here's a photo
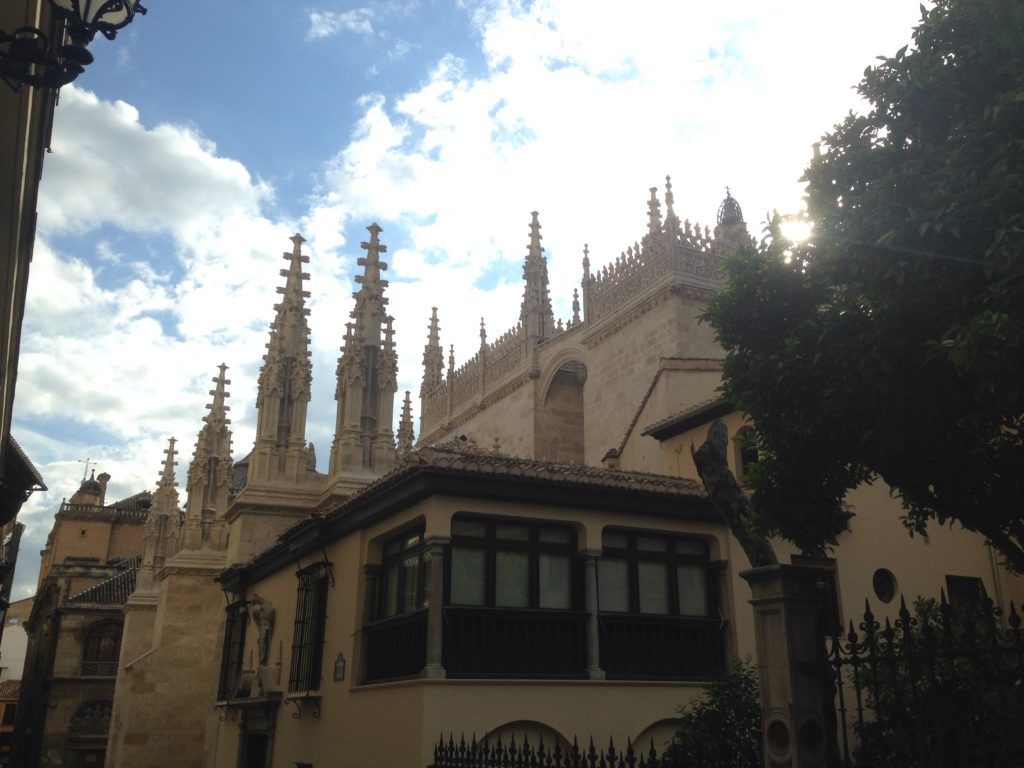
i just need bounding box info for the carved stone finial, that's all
[647,187,662,235]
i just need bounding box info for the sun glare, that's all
[780,217,813,243]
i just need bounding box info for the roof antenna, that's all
[78,458,94,481]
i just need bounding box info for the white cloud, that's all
[304,0,927,414]
[307,9,376,39]
[11,0,929,602]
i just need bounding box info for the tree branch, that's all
[692,419,778,568]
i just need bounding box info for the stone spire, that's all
[664,175,680,235]
[519,211,554,339]
[647,187,663,237]
[248,234,316,487]
[421,307,445,396]
[137,438,180,594]
[397,391,415,457]
[182,364,233,551]
[329,223,398,482]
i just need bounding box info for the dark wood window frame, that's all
[288,561,330,693]
[598,529,725,680]
[443,515,587,679]
[218,600,249,700]
[598,529,713,617]
[446,514,581,610]
[377,527,431,620]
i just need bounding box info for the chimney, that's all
[97,472,110,506]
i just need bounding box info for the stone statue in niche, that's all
[247,594,275,667]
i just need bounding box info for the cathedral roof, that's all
[67,554,141,606]
[108,490,152,510]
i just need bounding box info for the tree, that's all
[702,0,1024,568]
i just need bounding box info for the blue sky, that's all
[10,0,926,599]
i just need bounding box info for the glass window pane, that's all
[384,563,399,617]
[638,561,669,614]
[677,564,708,616]
[452,519,486,537]
[602,532,628,549]
[496,523,529,541]
[598,558,629,612]
[450,547,486,605]
[539,553,570,609]
[404,532,423,550]
[636,536,667,552]
[675,539,706,557]
[495,550,529,607]
[400,555,420,612]
[539,527,571,545]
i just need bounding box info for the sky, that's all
[10,0,927,599]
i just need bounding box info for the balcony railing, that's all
[363,610,427,682]
[598,613,725,680]
[443,607,588,678]
[80,660,118,677]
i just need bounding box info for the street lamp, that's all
[0,0,146,90]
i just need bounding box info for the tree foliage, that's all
[704,0,1024,567]
[662,659,762,768]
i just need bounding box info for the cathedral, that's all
[15,182,1024,768]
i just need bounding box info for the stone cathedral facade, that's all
[80,181,1023,768]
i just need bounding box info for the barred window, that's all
[218,601,249,700]
[598,530,711,616]
[289,562,330,693]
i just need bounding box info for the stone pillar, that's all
[582,550,605,679]
[741,564,834,768]
[423,539,448,679]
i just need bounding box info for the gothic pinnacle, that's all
[159,437,178,489]
[204,364,232,426]
[664,175,679,232]
[527,211,543,260]
[647,187,662,235]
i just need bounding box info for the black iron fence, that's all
[829,593,1024,767]
[433,733,669,768]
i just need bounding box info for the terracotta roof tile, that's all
[642,396,734,439]
[67,554,141,606]
[321,439,706,520]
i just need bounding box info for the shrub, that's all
[662,658,762,768]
